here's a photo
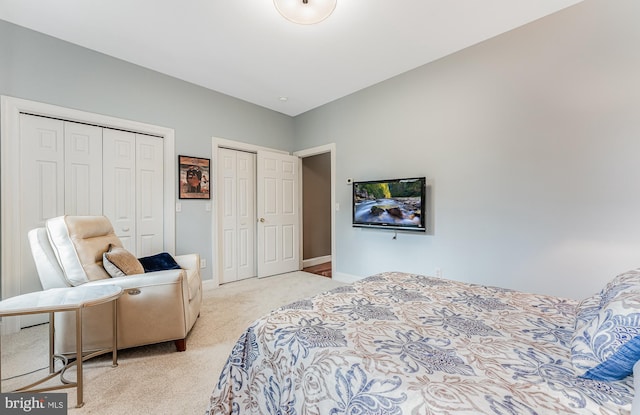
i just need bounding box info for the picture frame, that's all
[179,155,211,199]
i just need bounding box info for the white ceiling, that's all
[0,0,583,117]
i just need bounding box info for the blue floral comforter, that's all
[206,272,633,414]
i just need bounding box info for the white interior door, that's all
[219,148,256,283]
[257,150,299,278]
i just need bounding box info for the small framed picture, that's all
[179,155,210,199]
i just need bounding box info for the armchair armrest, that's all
[174,254,201,303]
[84,269,185,290]
[174,253,200,271]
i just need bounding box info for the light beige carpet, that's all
[1,271,344,414]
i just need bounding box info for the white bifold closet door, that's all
[19,115,103,327]
[219,148,256,283]
[18,114,163,327]
[103,129,164,256]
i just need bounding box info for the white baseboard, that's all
[303,255,332,268]
[333,272,363,284]
[202,279,219,290]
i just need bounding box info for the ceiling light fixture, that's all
[273,0,337,25]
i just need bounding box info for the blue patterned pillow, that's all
[571,281,640,381]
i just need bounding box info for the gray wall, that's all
[293,0,640,299]
[0,20,295,280]
[4,0,640,299]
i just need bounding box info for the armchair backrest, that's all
[46,215,122,286]
[29,215,124,288]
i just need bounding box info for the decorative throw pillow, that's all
[571,281,640,380]
[574,292,602,333]
[103,244,145,278]
[138,252,182,273]
[602,269,640,297]
[572,270,640,335]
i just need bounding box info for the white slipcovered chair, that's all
[28,215,202,354]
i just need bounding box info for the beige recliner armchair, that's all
[28,215,202,354]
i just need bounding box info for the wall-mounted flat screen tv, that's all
[352,177,426,232]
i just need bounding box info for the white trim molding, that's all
[302,255,332,268]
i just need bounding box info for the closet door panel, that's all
[220,148,238,283]
[236,151,256,280]
[64,122,103,215]
[20,115,65,224]
[19,114,65,326]
[136,135,164,256]
[219,148,256,283]
[103,129,136,253]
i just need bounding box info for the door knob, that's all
[259,218,265,223]
[122,227,130,232]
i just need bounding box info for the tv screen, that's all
[352,177,426,232]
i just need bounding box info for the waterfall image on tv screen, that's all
[352,177,426,231]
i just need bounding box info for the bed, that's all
[206,271,637,414]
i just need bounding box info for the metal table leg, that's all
[75,308,84,408]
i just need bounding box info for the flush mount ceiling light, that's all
[274,0,337,25]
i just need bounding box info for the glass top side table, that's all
[0,285,123,408]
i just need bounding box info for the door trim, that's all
[293,143,336,282]
[1,96,176,334]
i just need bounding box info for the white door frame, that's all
[293,143,336,280]
[1,95,176,334]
